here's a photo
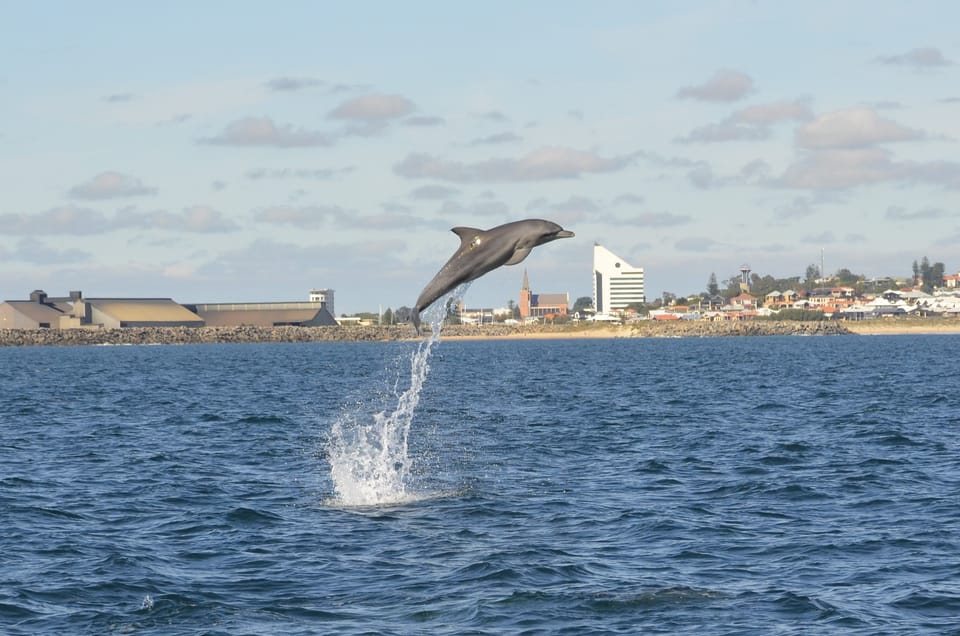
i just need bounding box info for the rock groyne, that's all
[0,320,851,347]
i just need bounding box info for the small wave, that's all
[890,589,960,617]
[237,415,290,425]
[587,585,725,609]
[321,487,462,510]
[771,590,842,619]
[226,506,282,525]
[0,600,40,619]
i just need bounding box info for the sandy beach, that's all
[841,319,960,336]
[443,319,960,340]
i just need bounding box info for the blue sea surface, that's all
[2,335,959,634]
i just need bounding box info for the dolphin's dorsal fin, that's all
[451,226,483,245]
[504,247,532,266]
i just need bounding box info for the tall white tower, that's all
[308,289,335,316]
[593,244,645,314]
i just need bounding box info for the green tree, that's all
[804,264,821,287]
[931,262,945,289]
[707,272,719,295]
[572,296,593,314]
[915,256,946,292]
[722,275,741,296]
[381,307,393,325]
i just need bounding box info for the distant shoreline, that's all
[1,319,958,348]
[840,320,960,336]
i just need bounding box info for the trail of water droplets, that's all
[326,286,467,507]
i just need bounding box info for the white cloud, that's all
[876,47,954,68]
[200,117,336,147]
[686,159,772,189]
[885,205,952,220]
[253,205,348,229]
[69,172,157,200]
[675,237,721,251]
[327,94,415,121]
[102,93,136,103]
[402,115,446,127]
[779,148,960,191]
[394,147,636,182]
[4,238,92,264]
[475,111,509,123]
[679,99,814,143]
[676,69,754,102]
[408,185,461,200]
[0,205,109,235]
[679,121,770,143]
[263,76,324,91]
[780,148,899,190]
[526,194,689,227]
[252,204,442,231]
[437,200,510,219]
[774,197,815,220]
[134,206,240,233]
[470,132,523,145]
[612,193,645,206]
[624,212,692,227]
[731,99,814,125]
[245,167,354,180]
[0,204,239,235]
[527,195,601,216]
[795,108,923,149]
[801,231,836,244]
[107,205,239,233]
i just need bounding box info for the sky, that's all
[2,1,958,314]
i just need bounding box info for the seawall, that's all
[0,321,852,347]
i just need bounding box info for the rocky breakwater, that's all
[626,320,852,338]
[0,320,851,347]
[0,326,415,347]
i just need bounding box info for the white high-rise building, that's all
[593,244,645,314]
[308,289,335,316]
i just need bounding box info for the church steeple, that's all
[518,269,532,319]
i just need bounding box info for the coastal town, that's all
[2,243,959,344]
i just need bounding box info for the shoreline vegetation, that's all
[1,318,959,347]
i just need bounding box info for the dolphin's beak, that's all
[557,230,575,239]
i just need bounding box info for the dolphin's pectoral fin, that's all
[504,247,532,266]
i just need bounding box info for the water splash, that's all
[326,285,467,507]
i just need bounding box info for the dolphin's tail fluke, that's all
[411,307,421,335]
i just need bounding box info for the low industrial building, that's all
[75,298,204,328]
[0,290,81,329]
[1,289,337,329]
[186,302,337,327]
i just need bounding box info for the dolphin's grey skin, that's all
[411,218,574,333]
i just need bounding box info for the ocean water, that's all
[2,334,959,635]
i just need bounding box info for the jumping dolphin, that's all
[411,218,574,333]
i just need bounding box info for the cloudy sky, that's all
[2,2,958,313]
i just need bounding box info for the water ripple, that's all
[1,336,958,634]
